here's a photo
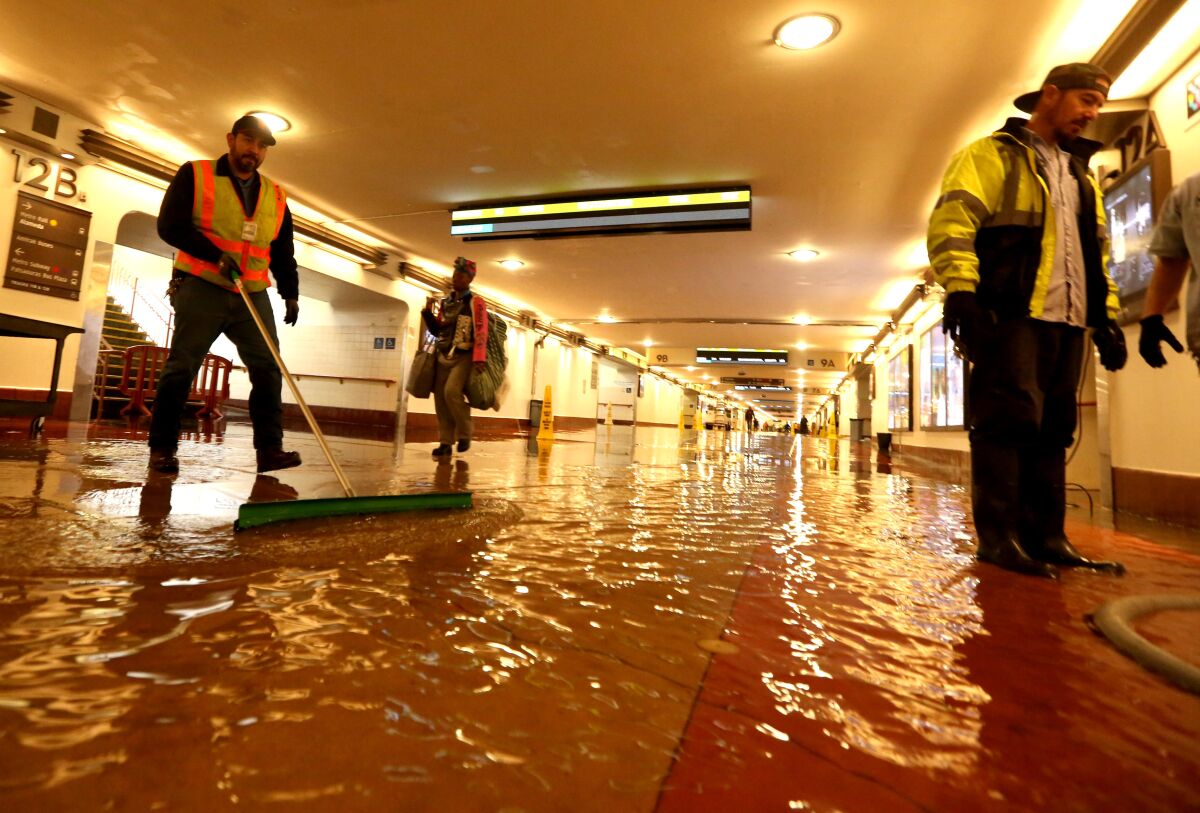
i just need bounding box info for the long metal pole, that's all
[233,279,356,497]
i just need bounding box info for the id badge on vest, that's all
[241,221,258,241]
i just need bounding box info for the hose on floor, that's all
[1089,594,1200,695]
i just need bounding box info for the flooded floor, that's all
[0,417,1197,811]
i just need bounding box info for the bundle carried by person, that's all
[466,310,508,410]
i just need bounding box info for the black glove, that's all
[1092,320,1127,372]
[217,255,239,282]
[942,291,984,362]
[1138,314,1184,368]
[284,299,299,326]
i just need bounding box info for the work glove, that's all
[217,255,239,282]
[284,299,300,326]
[942,290,984,362]
[1092,320,1127,372]
[1137,314,1184,368]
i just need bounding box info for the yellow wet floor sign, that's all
[537,385,555,440]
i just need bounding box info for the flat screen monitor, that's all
[1103,149,1172,325]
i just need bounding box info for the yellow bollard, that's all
[605,402,614,426]
[692,411,703,432]
[678,410,687,432]
[537,385,555,441]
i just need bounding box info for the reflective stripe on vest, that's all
[173,160,287,293]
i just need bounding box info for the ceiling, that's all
[0,0,1118,416]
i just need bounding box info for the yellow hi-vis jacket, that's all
[172,160,287,294]
[927,118,1120,326]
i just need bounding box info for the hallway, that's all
[0,420,1195,811]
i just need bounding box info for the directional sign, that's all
[4,192,91,301]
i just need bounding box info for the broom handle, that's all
[233,276,356,497]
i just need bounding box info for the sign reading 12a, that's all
[11,149,80,200]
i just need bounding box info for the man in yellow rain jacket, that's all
[149,116,301,475]
[928,64,1126,578]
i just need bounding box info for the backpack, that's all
[465,312,508,410]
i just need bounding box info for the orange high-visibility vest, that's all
[172,160,287,293]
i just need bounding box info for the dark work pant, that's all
[148,276,283,451]
[968,317,1085,547]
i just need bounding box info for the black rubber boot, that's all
[972,440,1058,579]
[456,438,471,453]
[432,444,452,457]
[256,448,302,473]
[1022,448,1125,574]
[1037,536,1125,574]
[149,447,179,475]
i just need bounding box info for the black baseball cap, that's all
[1014,63,1112,113]
[230,114,277,146]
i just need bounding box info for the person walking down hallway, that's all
[148,116,301,475]
[798,415,809,435]
[422,257,489,456]
[928,63,1127,578]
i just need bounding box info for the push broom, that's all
[229,269,471,530]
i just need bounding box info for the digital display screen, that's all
[1105,165,1156,303]
[734,385,792,391]
[452,188,751,240]
[696,348,788,365]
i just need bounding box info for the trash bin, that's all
[876,432,893,455]
[850,418,866,442]
[528,399,543,430]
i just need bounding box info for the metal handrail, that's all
[230,366,396,387]
[108,265,174,347]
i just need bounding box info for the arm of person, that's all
[1089,176,1122,320]
[1145,185,1189,318]
[472,296,489,369]
[157,162,224,263]
[267,205,300,325]
[1143,256,1189,317]
[926,143,1000,293]
[421,301,441,336]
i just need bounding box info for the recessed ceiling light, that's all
[793,314,812,326]
[774,14,840,50]
[795,342,808,351]
[498,259,525,270]
[246,111,291,134]
[643,339,653,347]
[788,248,820,261]
[597,314,617,323]
[0,128,7,134]
[59,152,75,160]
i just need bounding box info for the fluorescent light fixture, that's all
[793,315,812,326]
[498,259,525,270]
[795,341,808,350]
[1110,0,1200,98]
[787,248,820,261]
[598,313,617,323]
[246,111,291,134]
[451,186,751,240]
[0,128,7,134]
[59,152,75,160]
[643,339,653,347]
[774,14,840,50]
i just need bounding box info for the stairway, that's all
[94,297,155,418]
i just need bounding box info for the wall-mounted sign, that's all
[4,191,91,301]
[451,187,751,240]
[1188,72,1199,120]
[696,348,788,365]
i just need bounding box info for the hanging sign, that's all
[4,191,91,301]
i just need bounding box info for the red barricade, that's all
[118,345,231,419]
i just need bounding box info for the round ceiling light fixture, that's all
[60,152,76,160]
[774,14,840,50]
[498,259,525,270]
[246,111,292,134]
[787,248,821,261]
